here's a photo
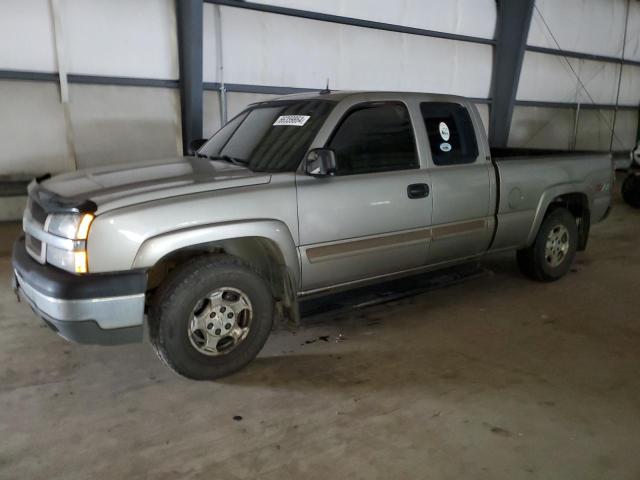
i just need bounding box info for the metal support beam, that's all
[176,0,204,155]
[526,45,640,68]
[489,0,535,148]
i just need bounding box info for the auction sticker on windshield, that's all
[273,115,310,126]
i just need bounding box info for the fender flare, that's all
[132,219,300,287]
[525,184,589,247]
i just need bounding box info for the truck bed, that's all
[489,150,613,252]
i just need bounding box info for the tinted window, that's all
[420,102,479,166]
[328,103,418,175]
[199,100,335,172]
[200,110,248,154]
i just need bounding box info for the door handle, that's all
[407,183,429,199]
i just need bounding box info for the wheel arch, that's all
[135,220,300,322]
[527,188,591,250]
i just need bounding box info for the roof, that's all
[269,90,469,104]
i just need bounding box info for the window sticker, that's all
[273,115,310,126]
[439,122,450,141]
[440,142,452,152]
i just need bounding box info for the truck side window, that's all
[328,103,418,175]
[420,102,478,166]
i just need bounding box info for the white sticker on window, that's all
[440,142,452,152]
[439,122,450,141]
[273,115,310,126]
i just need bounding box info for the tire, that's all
[622,173,640,209]
[149,254,274,380]
[516,207,578,282]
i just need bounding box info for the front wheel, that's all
[149,254,274,380]
[517,207,578,282]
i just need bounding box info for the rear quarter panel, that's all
[491,153,612,251]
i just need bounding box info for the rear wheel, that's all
[149,254,274,380]
[517,207,578,282]
[622,173,640,209]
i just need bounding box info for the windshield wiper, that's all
[207,155,248,167]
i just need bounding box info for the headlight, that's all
[46,213,94,273]
[47,213,94,240]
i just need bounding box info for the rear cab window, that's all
[420,102,479,166]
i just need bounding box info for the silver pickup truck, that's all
[12,91,613,379]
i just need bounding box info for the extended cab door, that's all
[420,102,495,264]
[296,101,432,292]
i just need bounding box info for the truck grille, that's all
[28,198,48,225]
[24,197,49,264]
[25,234,43,260]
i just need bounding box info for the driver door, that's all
[296,101,432,292]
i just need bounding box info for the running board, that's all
[299,262,489,323]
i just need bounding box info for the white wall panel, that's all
[0,81,72,175]
[575,109,637,151]
[217,8,492,98]
[203,4,220,84]
[517,51,624,105]
[611,110,639,151]
[68,84,181,169]
[0,0,57,72]
[60,0,178,79]
[625,1,640,62]
[528,0,628,59]
[250,0,496,39]
[619,65,640,106]
[203,90,222,137]
[508,106,574,150]
[575,109,614,151]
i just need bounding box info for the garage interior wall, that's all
[512,0,640,150]
[0,0,181,176]
[0,0,638,219]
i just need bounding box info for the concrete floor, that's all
[1,193,639,480]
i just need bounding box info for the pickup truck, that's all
[12,91,613,380]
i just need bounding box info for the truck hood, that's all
[37,157,271,213]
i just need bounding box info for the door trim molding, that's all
[306,228,431,264]
[431,218,487,239]
[298,253,485,297]
[304,218,488,263]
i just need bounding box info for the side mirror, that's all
[305,148,337,177]
[189,138,207,155]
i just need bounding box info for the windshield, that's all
[199,99,336,172]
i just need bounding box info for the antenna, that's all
[320,77,331,94]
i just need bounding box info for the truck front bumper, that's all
[12,236,146,345]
